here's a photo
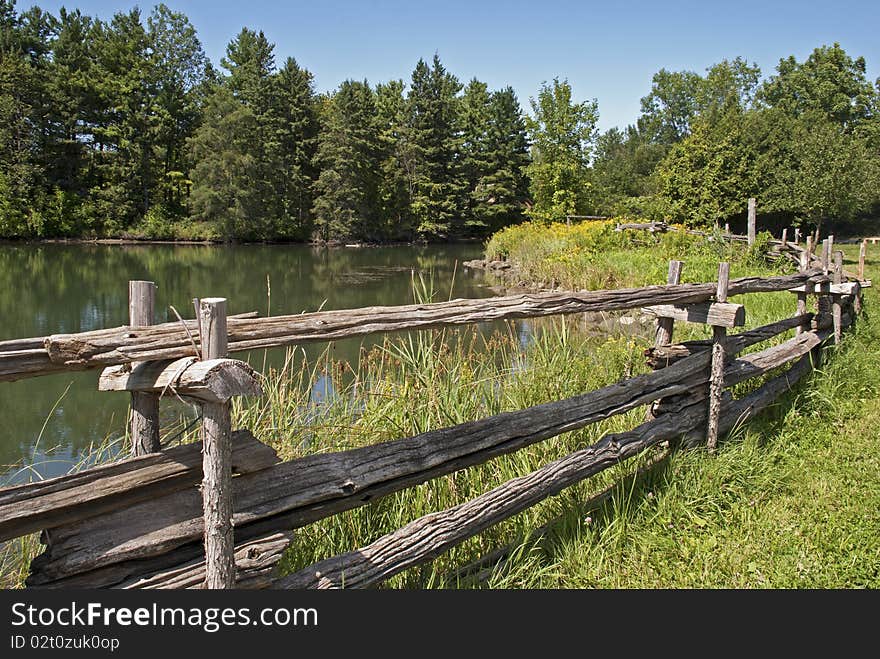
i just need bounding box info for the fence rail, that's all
[0,225,871,589]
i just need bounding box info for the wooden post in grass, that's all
[128,281,160,456]
[794,228,800,246]
[645,260,684,421]
[706,262,730,452]
[200,297,235,589]
[796,251,811,336]
[859,239,867,280]
[781,228,788,249]
[821,238,830,275]
[654,260,683,347]
[806,235,813,259]
[724,222,730,236]
[832,252,843,345]
[747,198,756,246]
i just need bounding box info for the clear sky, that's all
[25,0,880,132]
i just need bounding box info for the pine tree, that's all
[459,82,530,234]
[375,79,412,239]
[312,80,381,241]
[188,85,261,239]
[403,55,463,239]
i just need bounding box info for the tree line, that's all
[1,1,878,242]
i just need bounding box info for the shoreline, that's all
[0,236,487,248]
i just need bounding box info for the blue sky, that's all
[27,0,880,132]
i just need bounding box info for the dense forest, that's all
[1,1,878,242]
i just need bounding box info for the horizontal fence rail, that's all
[0,271,825,382]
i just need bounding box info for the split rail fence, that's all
[0,224,871,589]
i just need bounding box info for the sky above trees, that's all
[30,0,880,133]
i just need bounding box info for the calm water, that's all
[0,241,502,482]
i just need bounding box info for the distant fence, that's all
[0,227,871,589]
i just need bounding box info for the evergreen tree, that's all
[188,85,261,239]
[403,55,463,238]
[459,82,529,233]
[375,79,412,239]
[268,57,318,238]
[312,80,381,241]
[146,3,210,217]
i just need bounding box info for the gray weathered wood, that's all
[706,262,730,451]
[796,250,810,335]
[128,281,160,456]
[781,228,787,248]
[747,198,756,245]
[642,300,744,328]
[832,251,844,344]
[644,314,812,368]
[119,531,294,590]
[654,260,683,347]
[821,238,830,274]
[859,239,867,280]
[0,430,278,542]
[99,357,262,403]
[0,271,821,383]
[272,350,815,590]
[199,297,235,589]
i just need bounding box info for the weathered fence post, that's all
[859,239,867,280]
[794,228,800,246]
[832,251,843,345]
[655,260,683,346]
[806,235,813,259]
[199,297,235,589]
[821,238,831,275]
[128,281,160,456]
[747,198,756,246]
[796,251,811,336]
[781,228,788,249]
[646,260,683,422]
[706,262,730,452]
[724,222,730,236]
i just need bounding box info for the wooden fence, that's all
[0,227,871,589]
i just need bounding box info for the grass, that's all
[2,223,877,589]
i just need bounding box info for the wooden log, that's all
[796,250,810,335]
[273,351,815,590]
[747,198,756,246]
[833,251,843,344]
[27,330,821,586]
[119,531,294,590]
[199,298,235,589]
[644,314,812,368]
[859,239,867,280]
[787,282,861,295]
[0,431,278,543]
[706,262,730,451]
[794,228,800,245]
[641,300,744,328]
[99,357,262,403]
[654,260,683,347]
[781,228,788,248]
[821,238,830,274]
[128,281,161,456]
[0,271,821,383]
